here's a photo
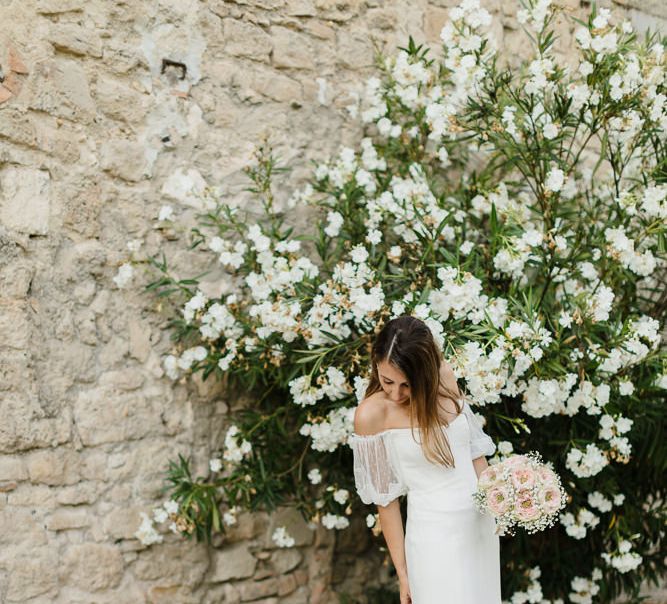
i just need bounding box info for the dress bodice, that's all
[349,399,496,508]
[388,412,480,513]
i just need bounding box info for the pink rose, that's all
[478,466,501,490]
[538,486,562,514]
[487,486,512,516]
[515,490,541,521]
[537,466,557,485]
[510,467,537,491]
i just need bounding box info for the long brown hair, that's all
[364,315,463,467]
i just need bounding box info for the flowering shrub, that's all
[133,0,667,601]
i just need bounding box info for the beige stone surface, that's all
[210,543,258,582]
[0,166,51,235]
[0,0,664,602]
[60,543,124,591]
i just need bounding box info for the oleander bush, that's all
[130,1,667,601]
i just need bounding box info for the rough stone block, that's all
[56,481,98,505]
[285,0,316,16]
[335,31,374,69]
[0,352,33,392]
[270,548,303,574]
[0,301,30,349]
[128,317,152,362]
[225,510,269,543]
[223,19,273,61]
[616,0,667,18]
[628,9,667,35]
[94,74,149,121]
[131,542,208,584]
[366,7,397,30]
[25,58,95,122]
[74,307,98,345]
[26,448,81,486]
[8,45,29,75]
[278,573,298,597]
[2,72,23,95]
[234,65,302,104]
[265,507,314,548]
[48,23,103,57]
[57,239,108,283]
[0,108,36,148]
[0,507,47,549]
[279,586,309,604]
[36,0,85,13]
[5,550,58,602]
[0,456,27,481]
[45,508,91,531]
[210,542,257,582]
[73,387,158,446]
[146,585,189,604]
[59,182,101,236]
[0,85,12,104]
[60,543,123,591]
[424,6,449,44]
[238,577,279,602]
[98,368,145,391]
[72,280,97,305]
[300,20,335,41]
[270,26,315,69]
[0,258,33,299]
[0,166,50,235]
[7,483,56,508]
[100,139,153,182]
[103,506,150,540]
[0,396,72,454]
[79,449,109,482]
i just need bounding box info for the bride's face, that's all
[377,359,411,404]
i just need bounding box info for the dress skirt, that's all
[404,483,501,603]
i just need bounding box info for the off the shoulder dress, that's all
[348,399,501,603]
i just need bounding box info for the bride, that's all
[349,315,501,603]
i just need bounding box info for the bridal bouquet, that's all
[472,452,568,537]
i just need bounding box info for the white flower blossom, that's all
[272,526,296,548]
[308,468,322,485]
[321,513,350,530]
[223,425,252,464]
[566,443,609,478]
[587,491,613,513]
[545,168,565,193]
[333,489,349,504]
[135,512,164,546]
[602,540,642,573]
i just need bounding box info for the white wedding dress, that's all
[349,399,501,603]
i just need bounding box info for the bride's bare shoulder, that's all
[439,359,462,397]
[354,392,389,436]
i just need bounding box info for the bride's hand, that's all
[399,578,412,603]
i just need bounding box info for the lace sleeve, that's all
[348,432,407,507]
[462,400,496,459]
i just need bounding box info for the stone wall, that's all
[0,0,665,602]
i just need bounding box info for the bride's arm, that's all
[377,500,410,598]
[353,401,411,601]
[472,455,489,480]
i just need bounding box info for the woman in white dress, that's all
[349,315,501,603]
